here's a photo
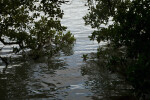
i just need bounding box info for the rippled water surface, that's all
[0,0,133,100]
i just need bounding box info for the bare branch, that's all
[0,46,4,50]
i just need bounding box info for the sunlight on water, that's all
[70,84,85,89]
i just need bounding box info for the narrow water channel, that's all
[0,0,133,100]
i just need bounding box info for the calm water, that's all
[0,0,133,100]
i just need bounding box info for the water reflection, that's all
[81,56,134,99]
[0,50,70,99]
[0,63,29,99]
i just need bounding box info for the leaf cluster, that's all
[0,0,75,59]
[84,0,150,97]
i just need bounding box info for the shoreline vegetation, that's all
[84,0,150,99]
[0,0,76,72]
[0,0,150,99]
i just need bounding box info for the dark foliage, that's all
[0,0,75,66]
[84,0,150,98]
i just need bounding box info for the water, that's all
[0,0,133,99]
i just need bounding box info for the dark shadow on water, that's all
[81,53,136,100]
[0,46,73,99]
